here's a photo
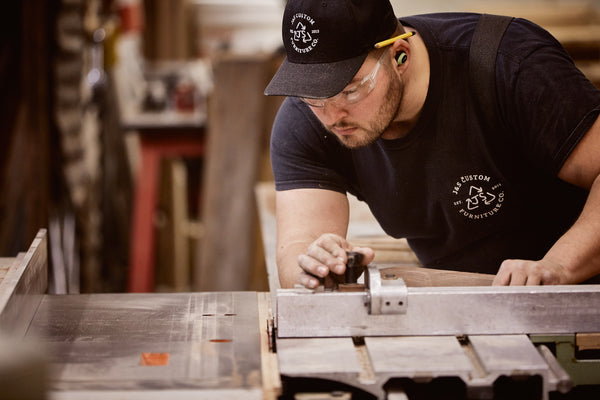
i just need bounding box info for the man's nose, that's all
[321,100,349,121]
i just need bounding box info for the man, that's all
[264,0,600,289]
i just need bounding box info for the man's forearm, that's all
[543,174,600,283]
[274,188,352,288]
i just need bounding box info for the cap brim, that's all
[264,53,368,98]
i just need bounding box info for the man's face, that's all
[307,52,404,148]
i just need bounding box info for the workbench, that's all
[2,229,600,399]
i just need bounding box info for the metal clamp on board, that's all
[365,265,408,315]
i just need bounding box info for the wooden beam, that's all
[196,55,272,291]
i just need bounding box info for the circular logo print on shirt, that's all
[289,13,320,54]
[451,174,505,220]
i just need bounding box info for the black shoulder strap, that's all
[469,14,514,127]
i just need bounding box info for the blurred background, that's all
[0,0,598,294]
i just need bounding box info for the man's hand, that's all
[297,233,374,288]
[492,258,571,286]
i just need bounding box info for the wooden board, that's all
[196,55,273,291]
[0,258,13,285]
[0,230,47,337]
[576,333,600,351]
[380,265,494,287]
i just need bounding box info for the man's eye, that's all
[342,87,360,96]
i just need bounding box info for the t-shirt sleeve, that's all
[270,97,352,193]
[497,19,600,175]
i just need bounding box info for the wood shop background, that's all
[1,0,599,295]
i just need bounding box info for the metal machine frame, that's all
[273,265,600,399]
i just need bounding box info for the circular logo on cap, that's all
[290,13,320,54]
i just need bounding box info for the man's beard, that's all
[328,72,403,149]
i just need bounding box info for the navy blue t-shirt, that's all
[270,13,600,275]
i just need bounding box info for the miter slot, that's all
[351,336,376,385]
[458,336,488,380]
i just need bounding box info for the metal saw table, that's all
[0,231,269,399]
[1,230,600,399]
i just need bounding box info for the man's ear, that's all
[391,39,411,72]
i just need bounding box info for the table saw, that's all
[1,230,599,399]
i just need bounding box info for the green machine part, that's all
[530,334,600,386]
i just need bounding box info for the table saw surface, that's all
[2,229,600,400]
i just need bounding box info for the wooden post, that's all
[195,55,272,291]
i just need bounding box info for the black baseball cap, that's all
[264,0,399,99]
